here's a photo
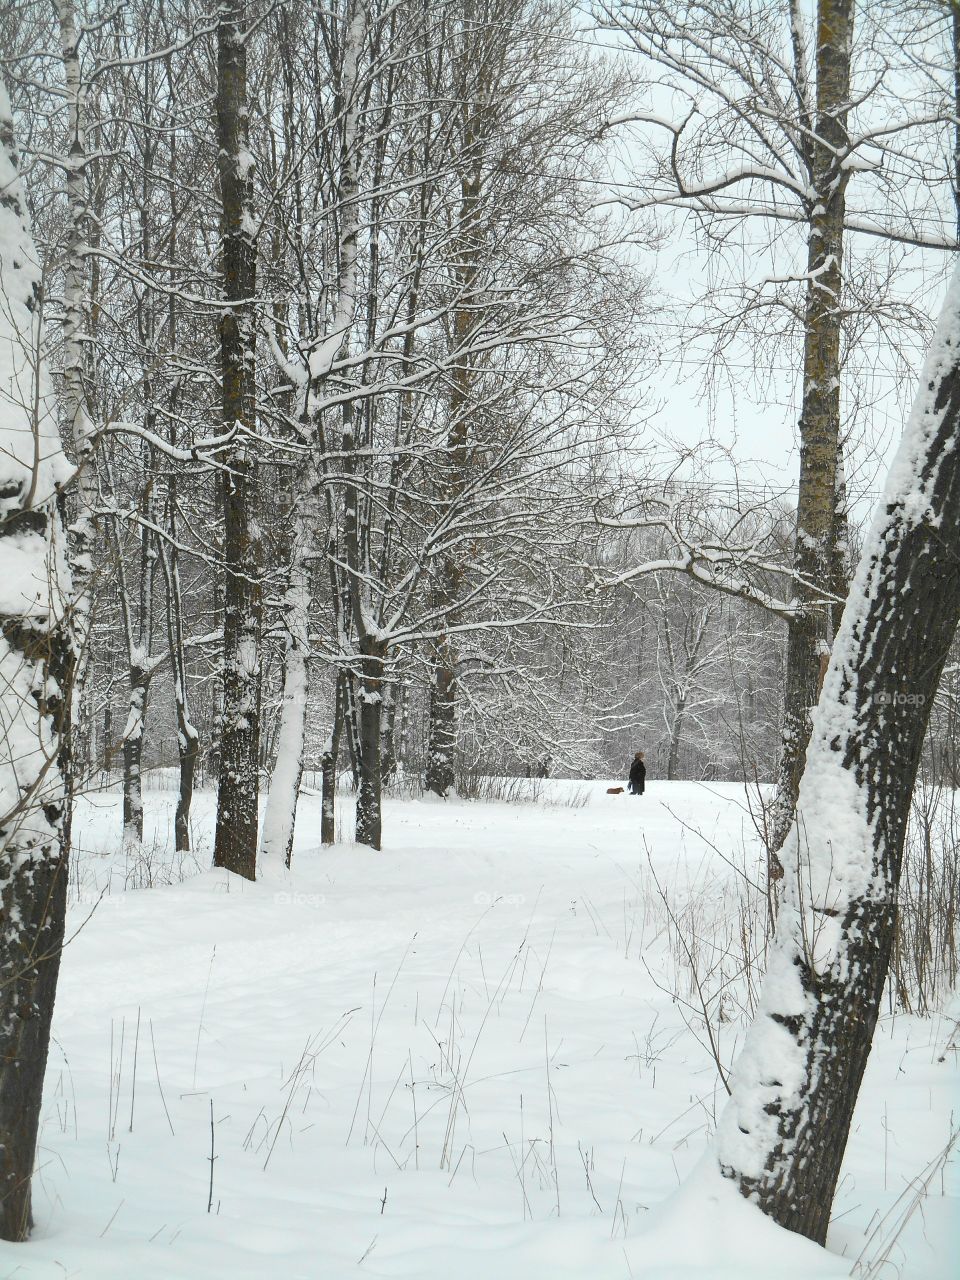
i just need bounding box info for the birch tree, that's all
[53,1,100,773]
[0,78,74,1242]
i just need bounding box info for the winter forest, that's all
[1,0,959,1276]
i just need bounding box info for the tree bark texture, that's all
[770,0,853,853]
[716,263,960,1245]
[0,79,75,1241]
[213,2,262,880]
[425,57,483,797]
[320,672,345,846]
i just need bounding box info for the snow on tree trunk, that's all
[174,716,198,853]
[114,460,157,860]
[54,0,98,781]
[770,0,853,855]
[0,78,74,1241]
[260,513,311,869]
[342,670,361,791]
[121,663,149,854]
[716,262,960,1245]
[260,645,307,868]
[213,2,262,881]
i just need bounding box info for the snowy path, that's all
[3,782,956,1279]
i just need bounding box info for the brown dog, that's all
[606,786,625,795]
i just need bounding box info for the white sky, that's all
[642,244,952,517]
[586,2,958,523]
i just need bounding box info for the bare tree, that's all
[53,1,100,774]
[651,580,725,779]
[255,0,644,848]
[600,0,957,851]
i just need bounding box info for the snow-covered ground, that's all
[4,781,957,1279]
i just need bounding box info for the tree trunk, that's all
[320,672,346,845]
[342,670,362,791]
[424,141,480,797]
[770,0,853,853]
[260,535,310,868]
[953,0,960,242]
[162,493,199,855]
[716,263,960,1244]
[0,79,75,1241]
[380,672,399,788]
[103,704,113,773]
[395,678,410,777]
[54,0,98,782]
[260,644,307,868]
[175,720,198,852]
[355,642,385,849]
[423,33,492,795]
[322,0,369,833]
[260,451,315,868]
[213,2,262,881]
[166,528,198,855]
[113,444,157,858]
[426,650,457,796]
[666,692,685,781]
[121,664,149,853]
[161,113,198,855]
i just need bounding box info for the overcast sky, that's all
[587,2,957,523]
[644,243,951,517]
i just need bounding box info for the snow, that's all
[1,781,954,1278]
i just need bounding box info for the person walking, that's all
[628,751,646,795]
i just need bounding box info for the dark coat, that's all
[628,758,646,793]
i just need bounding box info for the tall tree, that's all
[53,1,99,777]
[259,487,312,866]
[769,0,854,854]
[0,78,74,1241]
[715,263,960,1243]
[601,0,955,847]
[424,0,490,798]
[213,1,262,879]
